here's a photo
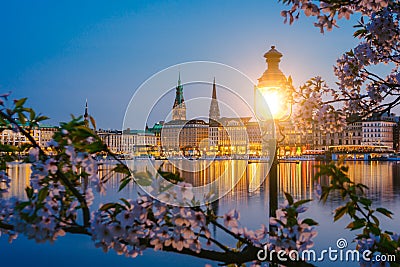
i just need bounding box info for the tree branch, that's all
[0,111,91,227]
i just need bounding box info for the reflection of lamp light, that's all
[254,45,295,223]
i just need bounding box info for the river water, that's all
[1,160,399,267]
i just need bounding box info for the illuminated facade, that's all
[0,128,41,147]
[0,125,58,149]
[97,129,157,156]
[217,117,250,156]
[161,119,209,156]
[362,117,396,149]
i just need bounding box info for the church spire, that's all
[84,99,89,127]
[212,77,217,99]
[172,74,186,121]
[209,78,220,125]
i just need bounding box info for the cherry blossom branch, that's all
[210,220,252,246]
[147,241,314,267]
[0,110,91,227]
[195,232,231,252]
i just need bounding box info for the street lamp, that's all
[254,45,294,219]
[255,46,293,124]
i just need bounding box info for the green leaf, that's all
[334,205,347,221]
[89,116,97,130]
[14,98,27,108]
[353,29,367,38]
[118,178,132,192]
[346,219,365,230]
[113,164,131,175]
[320,187,330,203]
[371,215,380,226]
[302,218,318,226]
[376,207,393,219]
[120,198,131,209]
[294,199,312,208]
[284,192,294,205]
[135,177,153,187]
[18,112,26,125]
[36,115,49,122]
[25,186,33,199]
[100,203,118,211]
[359,197,372,207]
[158,169,183,183]
[38,188,49,202]
[29,109,36,122]
[369,224,381,236]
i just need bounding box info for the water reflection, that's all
[277,161,400,205]
[2,160,400,267]
[3,160,400,217]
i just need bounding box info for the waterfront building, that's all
[148,121,163,147]
[362,114,397,149]
[217,117,250,156]
[311,113,397,151]
[97,129,157,156]
[162,119,208,157]
[344,121,363,146]
[245,121,262,156]
[38,125,59,148]
[125,129,158,157]
[97,129,124,153]
[0,124,58,149]
[277,120,314,156]
[156,76,253,157]
[0,127,41,147]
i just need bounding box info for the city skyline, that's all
[1,0,376,129]
[1,2,399,267]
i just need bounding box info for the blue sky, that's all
[0,0,360,129]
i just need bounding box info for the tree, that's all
[279,0,400,130]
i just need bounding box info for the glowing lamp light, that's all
[255,86,289,121]
[254,46,292,122]
[264,91,281,117]
[260,88,285,119]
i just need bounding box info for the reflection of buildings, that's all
[160,160,269,204]
[277,161,400,206]
[4,161,399,208]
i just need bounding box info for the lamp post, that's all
[254,45,294,219]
